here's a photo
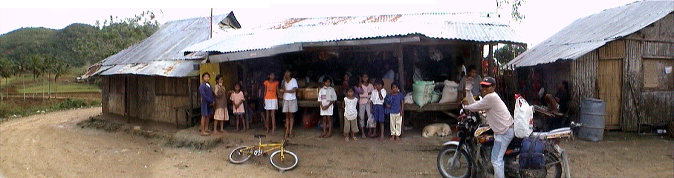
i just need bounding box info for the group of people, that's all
[197,68,406,141]
[323,73,405,141]
[198,73,248,136]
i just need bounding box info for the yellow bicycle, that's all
[228,134,299,171]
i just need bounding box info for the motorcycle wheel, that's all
[437,145,472,178]
[520,151,563,178]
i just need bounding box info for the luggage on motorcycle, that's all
[513,96,534,138]
[519,136,545,169]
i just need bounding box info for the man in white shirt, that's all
[463,77,514,178]
[281,70,298,138]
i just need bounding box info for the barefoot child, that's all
[343,88,359,141]
[318,77,337,138]
[385,83,404,141]
[230,83,247,131]
[263,72,279,134]
[370,80,387,140]
[357,74,374,138]
[213,75,229,133]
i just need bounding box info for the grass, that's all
[17,83,101,93]
[0,98,101,121]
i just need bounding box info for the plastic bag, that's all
[514,96,534,138]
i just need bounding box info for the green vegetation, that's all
[17,83,100,94]
[0,10,159,85]
[0,98,101,121]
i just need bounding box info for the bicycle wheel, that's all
[269,150,298,171]
[229,146,252,164]
[437,145,472,178]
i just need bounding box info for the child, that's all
[357,74,374,138]
[280,70,299,138]
[385,83,405,141]
[370,79,387,140]
[230,83,247,131]
[318,77,337,138]
[343,88,359,141]
[263,72,279,134]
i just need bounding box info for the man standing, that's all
[198,73,215,136]
[462,77,514,178]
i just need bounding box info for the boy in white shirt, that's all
[343,88,359,141]
[318,78,337,138]
[370,80,387,140]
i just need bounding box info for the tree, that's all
[27,54,46,80]
[494,44,526,65]
[51,61,69,82]
[496,0,526,21]
[0,57,15,101]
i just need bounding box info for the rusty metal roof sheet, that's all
[508,0,674,67]
[100,14,229,66]
[99,60,200,77]
[183,12,523,54]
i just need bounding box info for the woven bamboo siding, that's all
[569,51,598,122]
[621,40,643,131]
[101,77,109,113]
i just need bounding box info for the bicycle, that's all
[228,134,299,171]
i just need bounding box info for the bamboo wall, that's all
[569,51,599,121]
[101,75,193,126]
[620,13,674,130]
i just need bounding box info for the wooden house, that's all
[508,1,673,131]
[82,13,240,127]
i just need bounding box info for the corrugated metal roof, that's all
[100,60,200,77]
[100,14,229,66]
[508,0,674,67]
[183,12,523,54]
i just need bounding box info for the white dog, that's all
[422,123,452,138]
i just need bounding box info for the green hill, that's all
[0,11,159,69]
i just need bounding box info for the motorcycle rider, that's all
[462,77,514,178]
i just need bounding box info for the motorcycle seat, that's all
[530,127,572,139]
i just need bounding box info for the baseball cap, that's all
[479,77,496,86]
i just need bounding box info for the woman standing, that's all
[213,75,229,133]
[198,73,214,136]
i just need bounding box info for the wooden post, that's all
[396,44,405,90]
[487,44,494,77]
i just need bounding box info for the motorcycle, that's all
[437,109,577,178]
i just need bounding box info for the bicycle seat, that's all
[254,134,266,138]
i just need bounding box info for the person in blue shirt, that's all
[198,73,215,136]
[385,83,405,141]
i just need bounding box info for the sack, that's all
[513,97,534,138]
[412,81,434,107]
[439,80,459,103]
[404,93,414,104]
[430,91,441,103]
[519,136,545,169]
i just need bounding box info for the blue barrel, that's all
[577,98,605,141]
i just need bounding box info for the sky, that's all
[0,0,638,46]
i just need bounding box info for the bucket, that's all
[577,98,605,141]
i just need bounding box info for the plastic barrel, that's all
[577,98,606,141]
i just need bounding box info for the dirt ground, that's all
[0,107,672,177]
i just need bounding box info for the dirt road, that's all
[1,107,672,177]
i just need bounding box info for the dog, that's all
[422,123,452,138]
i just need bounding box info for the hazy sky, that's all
[0,0,637,46]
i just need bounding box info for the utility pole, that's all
[209,8,213,39]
